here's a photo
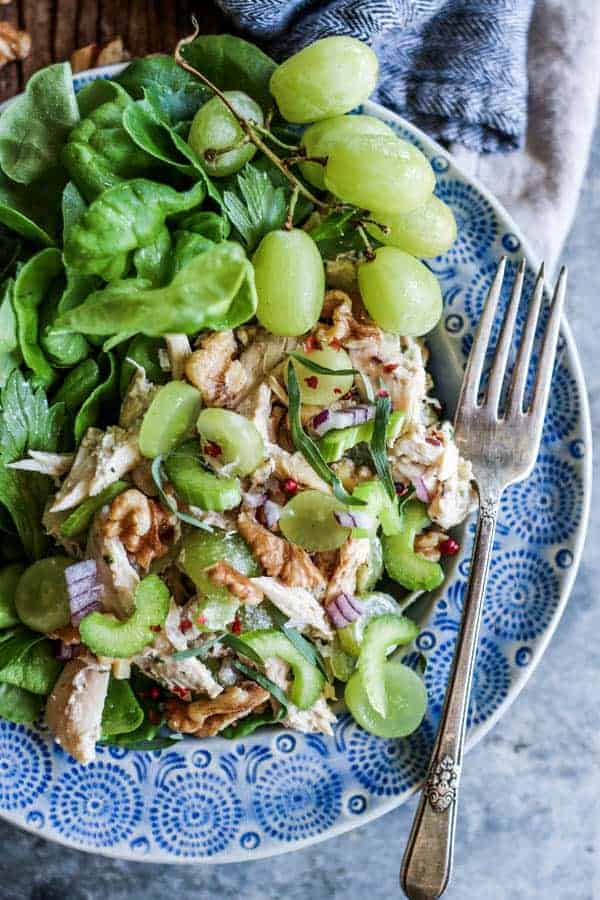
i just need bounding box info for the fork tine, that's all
[529,266,568,431]
[506,262,545,417]
[455,257,506,416]
[486,257,525,413]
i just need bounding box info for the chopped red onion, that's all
[413,475,430,504]
[334,510,376,530]
[312,405,374,436]
[263,499,282,529]
[325,593,364,628]
[65,560,103,626]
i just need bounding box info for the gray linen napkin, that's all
[451,0,600,271]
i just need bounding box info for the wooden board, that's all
[0,0,228,101]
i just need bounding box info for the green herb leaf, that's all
[309,208,366,258]
[369,392,397,502]
[288,352,358,377]
[0,682,43,724]
[222,633,263,665]
[221,705,285,739]
[0,370,65,559]
[270,608,328,678]
[231,659,289,710]
[100,676,144,739]
[170,636,223,661]
[286,361,366,508]
[180,34,277,110]
[222,164,287,252]
[0,63,79,185]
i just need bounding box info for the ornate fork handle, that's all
[400,490,500,900]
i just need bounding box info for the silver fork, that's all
[400,258,567,899]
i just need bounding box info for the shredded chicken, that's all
[264,658,336,735]
[165,682,269,737]
[269,444,331,493]
[206,561,264,606]
[119,367,156,430]
[164,333,192,380]
[134,651,222,700]
[238,511,325,593]
[86,509,139,618]
[325,537,371,603]
[234,328,298,401]
[390,424,476,529]
[51,426,140,513]
[46,656,110,764]
[185,331,247,406]
[7,450,74,478]
[236,381,275,443]
[251,576,333,641]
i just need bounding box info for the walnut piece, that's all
[205,561,264,606]
[105,488,178,570]
[0,22,31,68]
[414,528,448,563]
[70,37,129,73]
[237,510,325,592]
[185,331,247,407]
[165,682,269,737]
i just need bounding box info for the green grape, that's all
[345,658,427,737]
[324,135,435,214]
[287,347,354,405]
[279,489,351,551]
[366,195,457,258]
[269,36,378,124]
[300,114,394,190]
[15,557,72,633]
[253,229,324,336]
[358,247,442,336]
[188,91,263,177]
[197,408,265,477]
[138,381,202,458]
[180,530,259,631]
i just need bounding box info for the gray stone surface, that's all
[1,124,598,900]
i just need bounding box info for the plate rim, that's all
[0,62,592,863]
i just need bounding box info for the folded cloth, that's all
[452,0,600,270]
[216,0,535,152]
[216,0,600,269]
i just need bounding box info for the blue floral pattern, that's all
[49,763,142,848]
[0,73,589,864]
[253,754,342,842]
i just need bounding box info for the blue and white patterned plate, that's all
[0,67,591,863]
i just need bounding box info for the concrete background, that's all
[1,120,598,900]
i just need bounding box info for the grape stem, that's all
[356,224,376,260]
[204,137,250,162]
[284,186,300,231]
[175,20,330,210]
[250,121,300,152]
[361,217,391,236]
